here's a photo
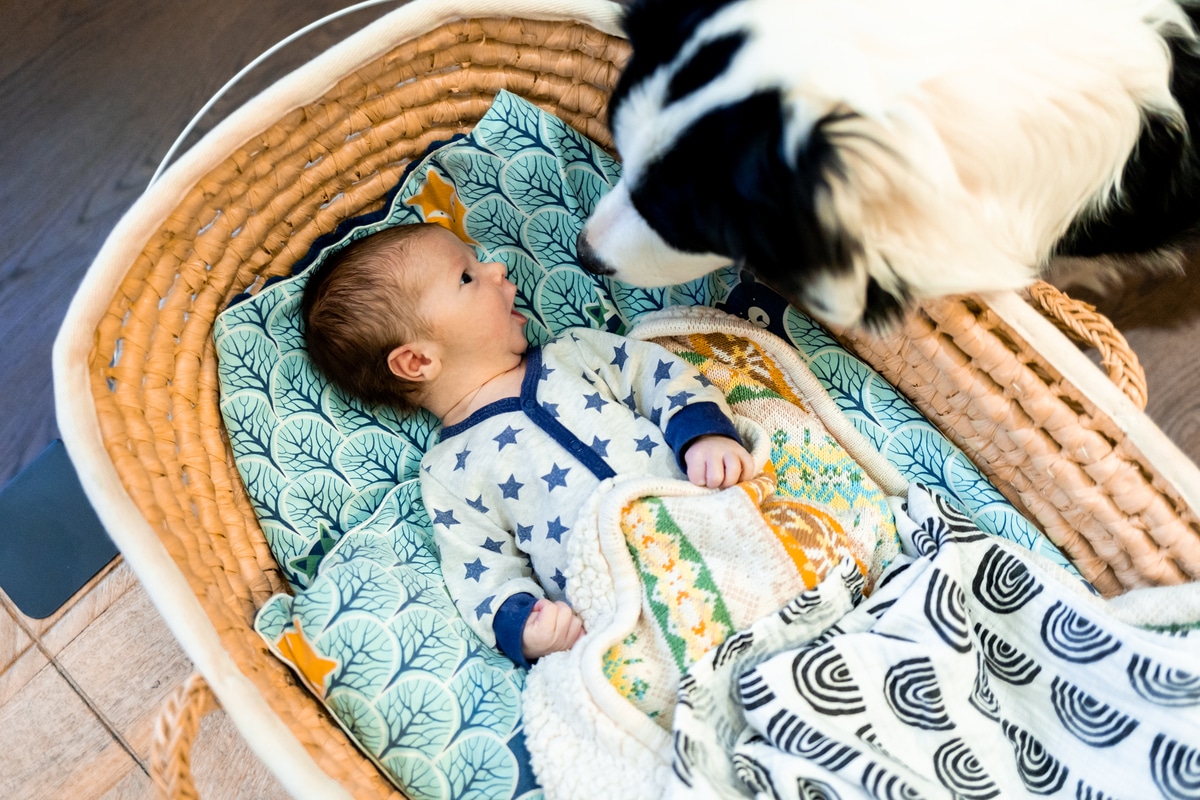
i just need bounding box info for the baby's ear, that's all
[387,341,439,383]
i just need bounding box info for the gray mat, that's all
[0,440,118,618]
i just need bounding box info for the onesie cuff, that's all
[494,592,539,668]
[665,401,743,471]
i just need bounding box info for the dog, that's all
[575,0,1200,330]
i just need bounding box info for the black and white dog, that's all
[576,0,1200,329]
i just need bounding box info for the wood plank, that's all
[0,601,33,676]
[55,579,194,761]
[0,647,48,710]
[0,604,45,708]
[190,710,291,799]
[99,767,154,800]
[55,578,290,795]
[1083,255,1200,463]
[0,661,142,799]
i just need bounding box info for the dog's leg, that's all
[1044,247,1190,299]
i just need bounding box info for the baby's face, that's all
[407,227,529,368]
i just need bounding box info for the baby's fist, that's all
[684,435,756,489]
[521,599,584,660]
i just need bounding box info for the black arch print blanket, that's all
[668,485,1200,800]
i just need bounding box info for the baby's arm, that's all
[422,470,544,650]
[566,329,757,487]
[521,598,584,660]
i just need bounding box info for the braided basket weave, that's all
[52,0,1200,797]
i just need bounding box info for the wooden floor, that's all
[1,0,1199,797]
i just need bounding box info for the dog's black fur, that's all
[580,0,1200,329]
[1056,15,1200,258]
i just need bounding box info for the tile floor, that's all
[0,559,288,798]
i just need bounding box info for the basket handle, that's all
[1025,280,1148,410]
[149,0,401,186]
[151,673,220,800]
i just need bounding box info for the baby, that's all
[302,223,756,666]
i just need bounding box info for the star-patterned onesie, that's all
[421,327,742,666]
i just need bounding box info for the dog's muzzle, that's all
[575,229,614,276]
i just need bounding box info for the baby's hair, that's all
[301,222,440,413]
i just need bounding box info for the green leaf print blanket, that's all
[520,306,909,799]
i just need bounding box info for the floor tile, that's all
[54,579,291,797]
[27,558,135,658]
[0,643,48,710]
[0,601,48,707]
[55,577,193,761]
[0,600,32,668]
[99,767,154,799]
[0,660,142,799]
[191,709,291,799]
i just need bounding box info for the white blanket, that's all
[521,308,1200,800]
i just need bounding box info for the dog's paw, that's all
[1045,247,1189,304]
[1043,255,1130,299]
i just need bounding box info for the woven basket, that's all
[52,0,1200,797]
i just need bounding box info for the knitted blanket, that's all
[521,307,907,799]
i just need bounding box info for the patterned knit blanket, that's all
[600,327,903,727]
[521,307,906,799]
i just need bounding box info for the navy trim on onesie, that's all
[436,396,522,440]
[519,349,617,481]
[437,347,618,480]
[440,343,744,659]
[436,350,619,482]
[437,347,740,475]
[494,592,538,667]
[435,348,546,441]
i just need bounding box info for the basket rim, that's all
[52,1,624,798]
[986,291,1200,514]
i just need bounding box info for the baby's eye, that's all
[460,272,472,285]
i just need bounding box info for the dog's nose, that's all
[576,229,614,276]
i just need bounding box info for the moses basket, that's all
[53,0,1200,796]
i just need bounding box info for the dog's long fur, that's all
[576,0,1200,329]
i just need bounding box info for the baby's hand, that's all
[684,435,756,489]
[522,599,585,660]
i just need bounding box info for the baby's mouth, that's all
[512,308,528,324]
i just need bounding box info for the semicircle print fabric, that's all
[691,485,1200,800]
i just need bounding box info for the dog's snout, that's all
[576,229,614,276]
